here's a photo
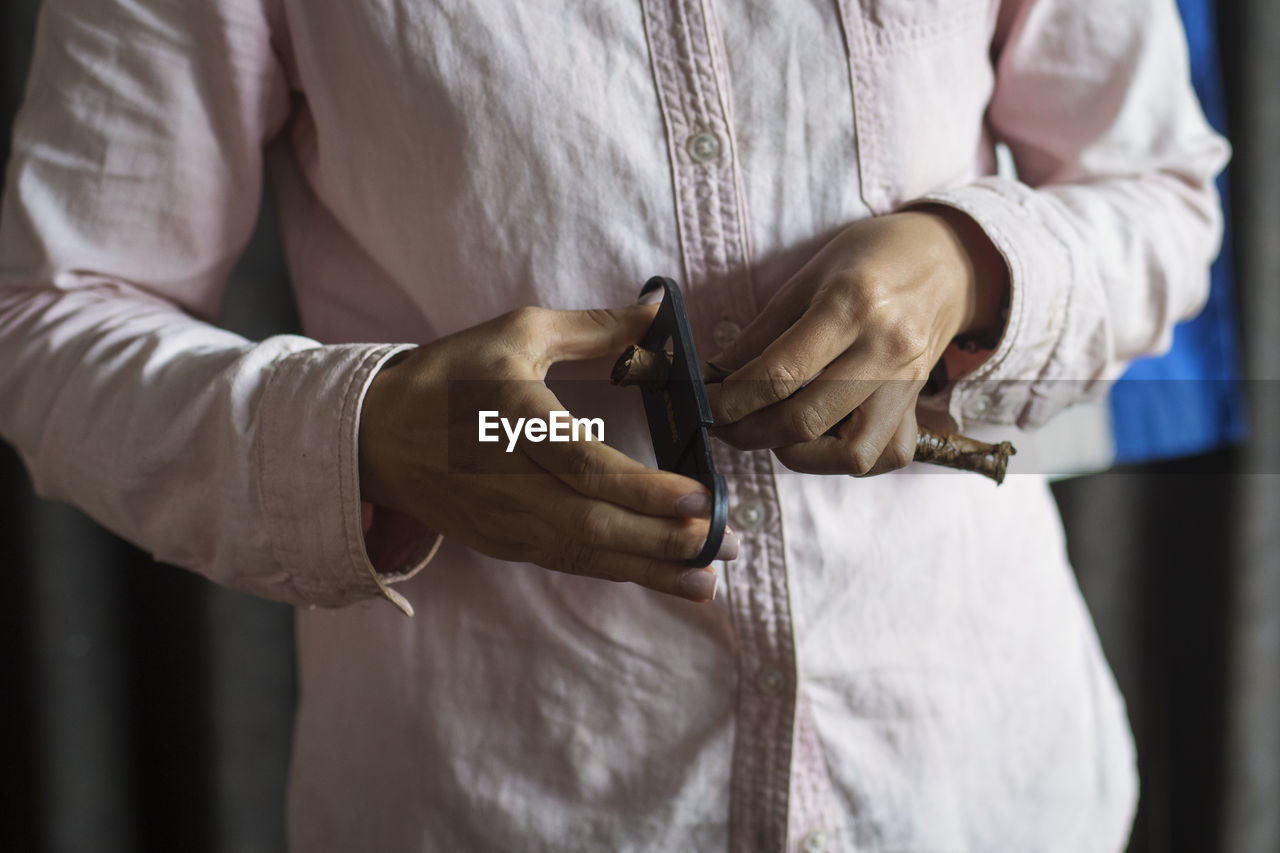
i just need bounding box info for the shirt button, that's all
[731,500,765,530]
[801,830,829,853]
[966,395,991,418]
[712,319,741,350]
[687,131,721,164]
[755,666,786,694]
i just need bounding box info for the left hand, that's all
[706,208,1008,475]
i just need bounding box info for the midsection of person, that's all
[269,2,1133,850]
[288,457,1132,851]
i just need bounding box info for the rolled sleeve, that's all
[914,0,1229,433]
[255,342,440,615]
[0,0,440,616]
[915,178,1105,432]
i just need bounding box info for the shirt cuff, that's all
[254,342,441,616]
[909,178,1082,432]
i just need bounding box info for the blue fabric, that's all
[1106,0,1247,463]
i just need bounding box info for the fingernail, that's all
[633,289,664,306]
[716,531,740,561]
[675,492,712,517]
[677,568,717,602]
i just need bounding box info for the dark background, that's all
[2,1,1277,851]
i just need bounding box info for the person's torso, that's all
[266,0,998,348]
[272,4,1135,850]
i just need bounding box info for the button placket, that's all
[640,3,799,850]
[715,446,798,853]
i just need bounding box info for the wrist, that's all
[357,349,415,509]
[914,204,1010,348]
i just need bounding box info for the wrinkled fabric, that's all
[1107,0,1247,464]
[0,0,1226,850]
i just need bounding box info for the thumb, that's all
[540,303,660,364]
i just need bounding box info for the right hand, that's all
[358,305,737,602]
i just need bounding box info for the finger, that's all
[547,543,722,603]
[420,461,572,562]
[461,454,737,565]
[508,304,660,370]
[541,491,740,564]
[537,438,719,518]
[513,384,715,517]
[711,346,880,450]
[772,381,921,475]
[708,300,858,426]
[706,272,813,372]
[862,405,919,477]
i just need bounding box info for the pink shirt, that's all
[0,0,1226,849]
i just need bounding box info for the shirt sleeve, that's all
[912,0,1230,432]
[0,0,438,614]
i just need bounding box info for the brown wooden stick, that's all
[611,345,1016,484]
[609,345,675,390]
[913,426,1016,485]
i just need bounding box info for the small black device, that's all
[633,276,728,567]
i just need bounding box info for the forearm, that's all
[913,0,1227,431]
[0,278,428,612]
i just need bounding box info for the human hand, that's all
[706,208,1008,475]
[358,305,737,602]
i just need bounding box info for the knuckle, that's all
[504,306,550,347]
[838,272,883,314]
[662,521,698,561]
[580,307,617,331]
[717,396,747,426]
[885,436,917,471]
[764,360,805,404]
[860,275,891,309]
[567,445,603,482]
[639,559,667,591]
[491,353,527,380]
[819,282,861,327]
[881,320,928,362]
[506,305,545,330]
[638,476,673,513]
[714,389,746,426]
[556,536,598,577]
[577,503,613,546]
[494,384,535,420]
[845,441,880,477]
[787,406,829,444]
